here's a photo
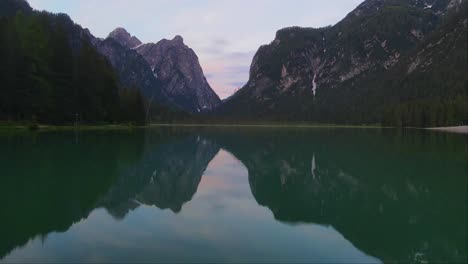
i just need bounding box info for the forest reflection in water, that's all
[0,127,466,263]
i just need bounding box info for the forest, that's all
[0,11,153,125]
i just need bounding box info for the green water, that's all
[0,127,466,263]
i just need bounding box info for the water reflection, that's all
[100,134,220,217]
[0,131,145,259]
[215,129,467,263]
[0,128,466,263]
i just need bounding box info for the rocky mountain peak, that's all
[155,35,186,49]
[172,35,184,44]
[107,27,142,49]
[134,36,221,113]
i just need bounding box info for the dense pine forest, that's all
[0,11,145,124]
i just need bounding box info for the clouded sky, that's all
[27,0,363,99]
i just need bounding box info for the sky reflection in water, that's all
[0,128,466,263]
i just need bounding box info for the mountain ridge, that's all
[216,0,467,126]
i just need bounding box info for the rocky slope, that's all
[107,27,142,49]
[135,36,221,113]
[94,31,171,107]
[218,0,467,126]
[98,28,221,114]
[0,0,32,17]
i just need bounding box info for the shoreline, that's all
[1,123,467,134]
[0,123,140,131]
[148,123,388,129]
[426,126,468,134]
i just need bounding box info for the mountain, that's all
[94,32,172,110]
[218,0,467,127]
[0,0,32,17]
[107,27,142,49]
[380,2,468,126]
[93,28,193,122]
[135,36,221,113]
[2,0,465,126]
[100,28,221,114]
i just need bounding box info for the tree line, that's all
[0,11,147,125]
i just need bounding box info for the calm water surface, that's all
[0,127,466,263]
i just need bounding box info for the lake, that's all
[0,127,466,263]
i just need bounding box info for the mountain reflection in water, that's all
[0,128,466,263]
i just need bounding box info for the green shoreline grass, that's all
[0,122,139,131]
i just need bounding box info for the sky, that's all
[27,0,363,99]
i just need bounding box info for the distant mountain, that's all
[94,31,175,114]
[101,28,221,114]
[135,36,221,113]
[218,0,467,127]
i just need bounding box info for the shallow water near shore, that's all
[0,127,466,263]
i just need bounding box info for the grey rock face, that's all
[136,36,221,113]
[94,37,170,106]
[107,27,142,49]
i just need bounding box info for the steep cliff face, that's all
[135,36,221,113]
[219,0,467,125]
